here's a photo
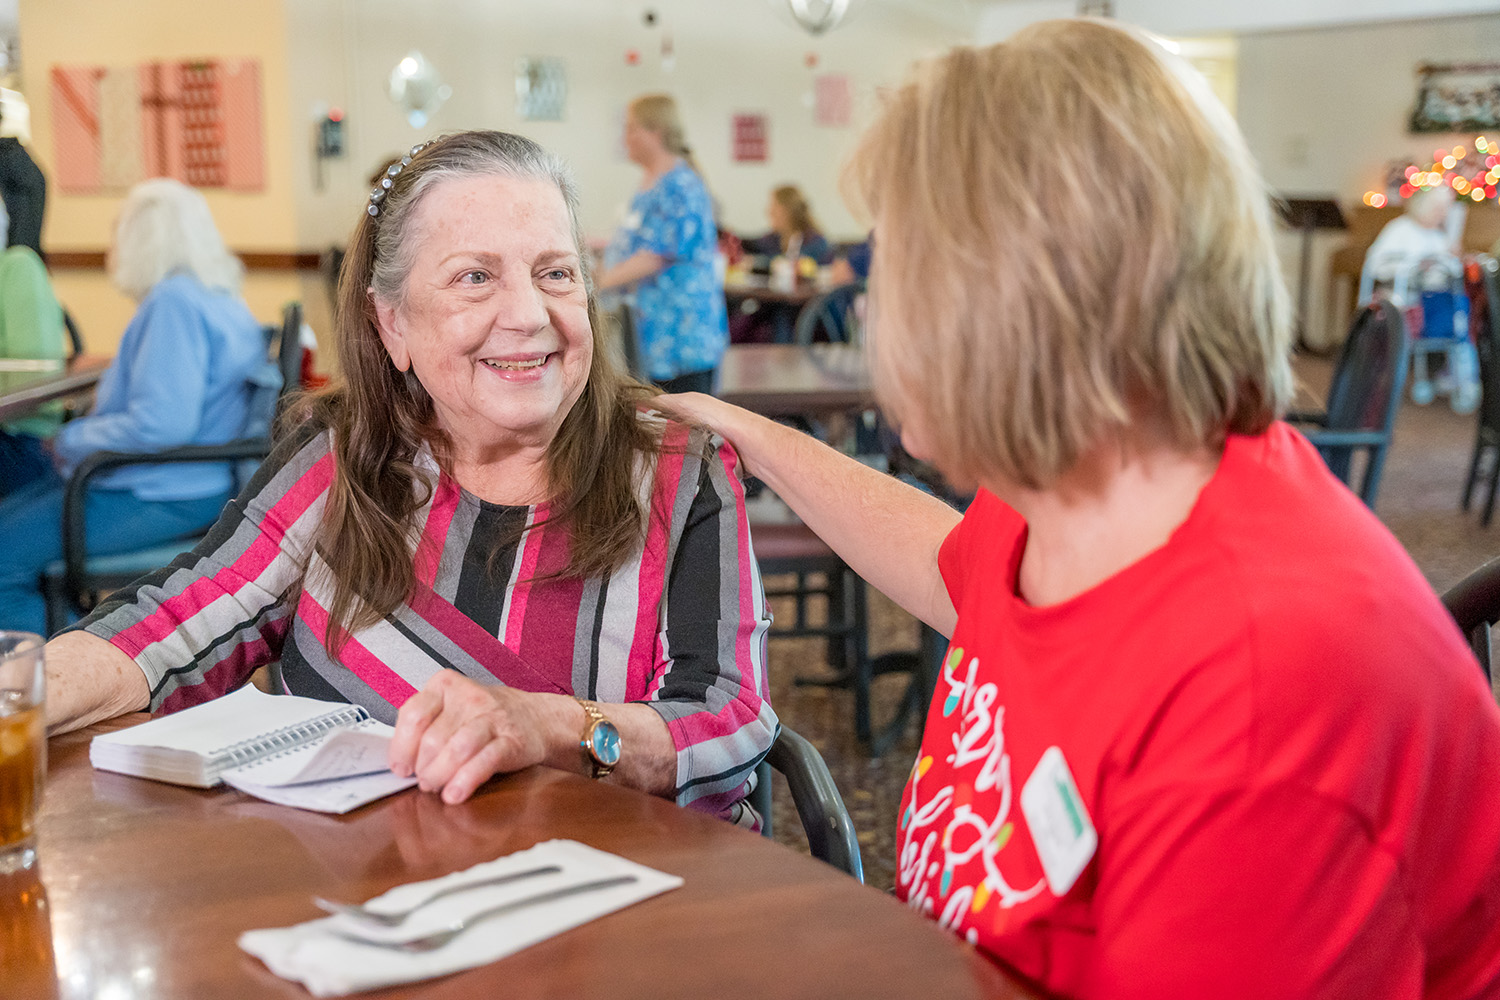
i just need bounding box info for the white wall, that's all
[975,0,1074,43]
[1114,0,1500,35]
[284,0,970,249]
[1238,12,1500,199]
[1236,11,1500,347]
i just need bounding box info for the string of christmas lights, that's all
[1364,137,1500,209]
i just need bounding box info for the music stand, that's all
[1277,196,1348,350]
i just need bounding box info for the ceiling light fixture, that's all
[785,0,853,36]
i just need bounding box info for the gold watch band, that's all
[576,698,617,779]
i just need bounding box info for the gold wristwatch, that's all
[576,698,622,779]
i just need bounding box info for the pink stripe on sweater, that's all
[409,583,570,694]
[156,633,277,714]
[516,515,584,685]
[638,424,691,697]
[414,473,460,588]
[297,592,419,707]
[114,451,335,654]
[502,506,548,650]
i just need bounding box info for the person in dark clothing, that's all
[0,106,47,257]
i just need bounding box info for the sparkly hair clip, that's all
[367,141,432,218]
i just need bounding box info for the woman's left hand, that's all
[388,671,551,804]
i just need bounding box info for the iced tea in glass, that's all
[0,631,45,875]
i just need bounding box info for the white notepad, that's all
[90,685,417,813]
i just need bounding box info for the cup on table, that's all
[0,631,45,875]
[769,255,796,294]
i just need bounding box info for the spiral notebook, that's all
[89,685,418,813]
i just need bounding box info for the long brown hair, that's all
[289,130,660,652]
[771,184,819,240]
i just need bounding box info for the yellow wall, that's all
[18,0,301,353]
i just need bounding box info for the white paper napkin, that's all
[239,839,683,996]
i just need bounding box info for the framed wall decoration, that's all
[1409,62,1500,133]
[516,57,566,122]
[732,113,768,163]
[51,59,264,193]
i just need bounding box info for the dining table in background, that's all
[723,274,822,311]
[717,342,874,419]
[0,356,110,424]
[9,714,1038,1000]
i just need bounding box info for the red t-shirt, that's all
[897,423,1500,999]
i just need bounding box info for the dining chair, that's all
[749,726,864,882]
[1462,255,1500,526]
[40,303,304,634]
[1288,299,1410,507]
[610,302,646,382]
[62,309,85,361]
[1441,555,1500,682]
[792,280,864,346]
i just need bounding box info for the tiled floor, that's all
[763,352,1500,891]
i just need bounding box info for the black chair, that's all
[610,302,646,382]
[1462,256,1500,526]
[1288,300,1409,507]
[748,726,864,881]
[792,281,863,346]
[61,309,85,361]
[40,303,304,633]
[751,517,867,682]
[1441,556,1500,681]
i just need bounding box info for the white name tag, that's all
[1020,745,1097,897]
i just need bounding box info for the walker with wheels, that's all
[1359,254,1478,413]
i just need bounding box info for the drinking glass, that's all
[0,864,57,998]
[0,631,45,875]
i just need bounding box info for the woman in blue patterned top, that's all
[597,94,727,394]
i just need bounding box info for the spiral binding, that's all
[207,704,371,777]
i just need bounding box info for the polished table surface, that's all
[717,343,874,417]
[723,275,821,308]
[0,356,110,423]
[10,715,1033,999]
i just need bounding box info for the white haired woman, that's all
[0,178,266,634]
[41,131,775,823]
[662,20,1500,997]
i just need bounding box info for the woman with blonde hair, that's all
[597,94,727,394]
[41,131,774,824]
[0,178,267,634]
[664,19,1500,996]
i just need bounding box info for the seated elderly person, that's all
[0,245,67,496]
[43,131,776,823]
[0,179,267,634]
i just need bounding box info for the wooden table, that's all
[724,276,821,309]
[9,717,1033,999]
[717,344,874,418]
[0,356,109,423]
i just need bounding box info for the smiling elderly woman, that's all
[42,131,776,824]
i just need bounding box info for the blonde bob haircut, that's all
[845,19,1293,489]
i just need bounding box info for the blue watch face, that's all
[590,720,622,767]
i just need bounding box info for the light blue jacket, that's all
[53,273,266,501]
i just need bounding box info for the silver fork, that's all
[312,864,562,927]
[327,875,640,952]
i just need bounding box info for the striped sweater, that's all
[77,415,777,821]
